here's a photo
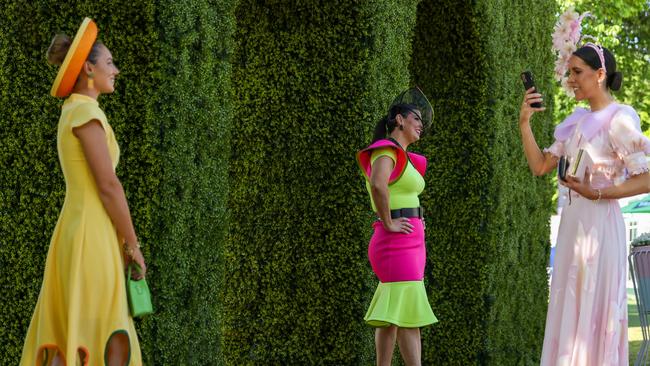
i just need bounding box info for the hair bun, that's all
[46,34,71,66]
[608,71,623,91]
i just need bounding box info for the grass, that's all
[629,287,645,365]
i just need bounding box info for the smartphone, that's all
[521,71,542,108]
[558,155,569,181]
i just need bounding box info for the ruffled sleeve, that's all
[543,140,565,158]
[609,105,650,176]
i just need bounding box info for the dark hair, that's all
[46,33,104,66]
[371,103,418,142]
[573,45,623,91]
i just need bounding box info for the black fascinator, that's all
[389,86,434,129]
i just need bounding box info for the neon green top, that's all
[365,148,425,211]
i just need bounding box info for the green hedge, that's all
[222,0,419,363]
[2,1,559,364]
[409,0,556,364]
[0,1,234,364]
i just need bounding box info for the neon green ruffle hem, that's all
[364,280,438,328]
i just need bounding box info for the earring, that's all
[399,124,404,131]
[87,72,94,89]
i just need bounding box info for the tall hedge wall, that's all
[0,1,234,364]
[223,0,419,363]
[410,0,556,364]
[1,1,559,364]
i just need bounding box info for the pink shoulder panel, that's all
[356,139,426,184]
[407,152,427,176]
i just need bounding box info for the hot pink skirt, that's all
[368,218,425,283]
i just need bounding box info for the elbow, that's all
[638,171,650,193]
[370,181,387,195]
[530,166,545,177]
[97,176,122,199]
[530,160,553,177]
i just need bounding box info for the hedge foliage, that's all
[222,0,419,364]
[0,1,234,364]
[410,0,556,364]
[2,1,560,364]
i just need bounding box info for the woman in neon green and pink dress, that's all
[357,88,437,366]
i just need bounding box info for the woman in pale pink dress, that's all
[519,44,650,365]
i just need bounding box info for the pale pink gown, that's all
[541,103,650,366]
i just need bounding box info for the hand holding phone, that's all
[521,71,543,108]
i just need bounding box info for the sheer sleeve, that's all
[543,140,565,158]
[609,105,650,176]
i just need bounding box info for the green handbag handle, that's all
[127,262,144,281]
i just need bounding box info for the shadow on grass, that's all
[631,302,642,328]
[630,340,644,365]
[630,288,643,328]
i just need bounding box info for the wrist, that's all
[592,188,602,202]
[124,241,141,257]
[381,219,393,229]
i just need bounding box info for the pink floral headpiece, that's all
[551,7,595,97]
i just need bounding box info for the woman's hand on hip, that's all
[383,217,414,234]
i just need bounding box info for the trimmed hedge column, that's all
[223,0,419,363]
[0,1,234,364]
[410,0,556,364]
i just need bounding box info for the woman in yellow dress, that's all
[20,18,146,366]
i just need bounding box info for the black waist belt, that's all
[390,207,424,219]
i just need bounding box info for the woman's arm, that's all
[369,156,413,234]
[73,120,146,277]
[519,87,558,176]
[563,172,650,200]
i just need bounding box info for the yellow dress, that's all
[20,93,142,365]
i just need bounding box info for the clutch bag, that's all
[558,155,569,181]
[558,149,592,182]
[568,148,591,181]
[126,263,153,317]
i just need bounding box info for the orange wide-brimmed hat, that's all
[50,17,98,98]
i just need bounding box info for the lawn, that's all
[630,287,645,365]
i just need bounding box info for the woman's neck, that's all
[72,79,99,100]
[73,89,99,100]
[588,91,614,112]
[388,133,409,150]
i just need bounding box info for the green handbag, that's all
[126,263,153,317]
